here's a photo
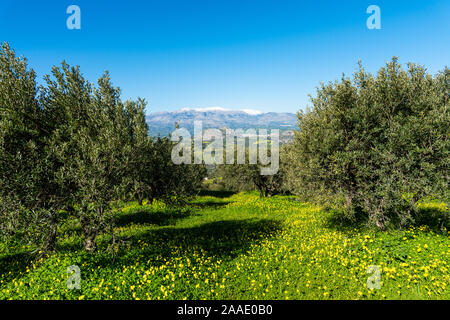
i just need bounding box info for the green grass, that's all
[0,192,448,300]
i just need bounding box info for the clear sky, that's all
[1,0,449,114]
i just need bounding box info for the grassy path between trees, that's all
[0,192,448,300]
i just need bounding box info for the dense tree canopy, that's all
[284,59,449,229]
[215,146,286,198]
[0,42,58,249]
[0,43,205,252]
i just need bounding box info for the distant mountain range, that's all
[146,107,298,138]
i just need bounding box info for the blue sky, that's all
[0,0,449,114]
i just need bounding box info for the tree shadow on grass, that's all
[0,218,283,286]
[55,218,284,275]
[56,207,196,252]
[322,207,367,234]
[191,200,231,209]
[323,205,449,235]
[0,251,35,284]
[130,218,283,260]
[198,190,236,198]
[414,206,449,233]
[115,208,193,228]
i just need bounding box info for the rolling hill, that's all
[146,107,297,140]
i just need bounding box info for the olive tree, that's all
[0,42,63,251]
[285,58,449,229]
[216,147,285,198]
[41,64,133,252]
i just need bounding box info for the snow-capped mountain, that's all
[146,107,297,137]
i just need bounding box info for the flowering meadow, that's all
[0,192,448,300]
